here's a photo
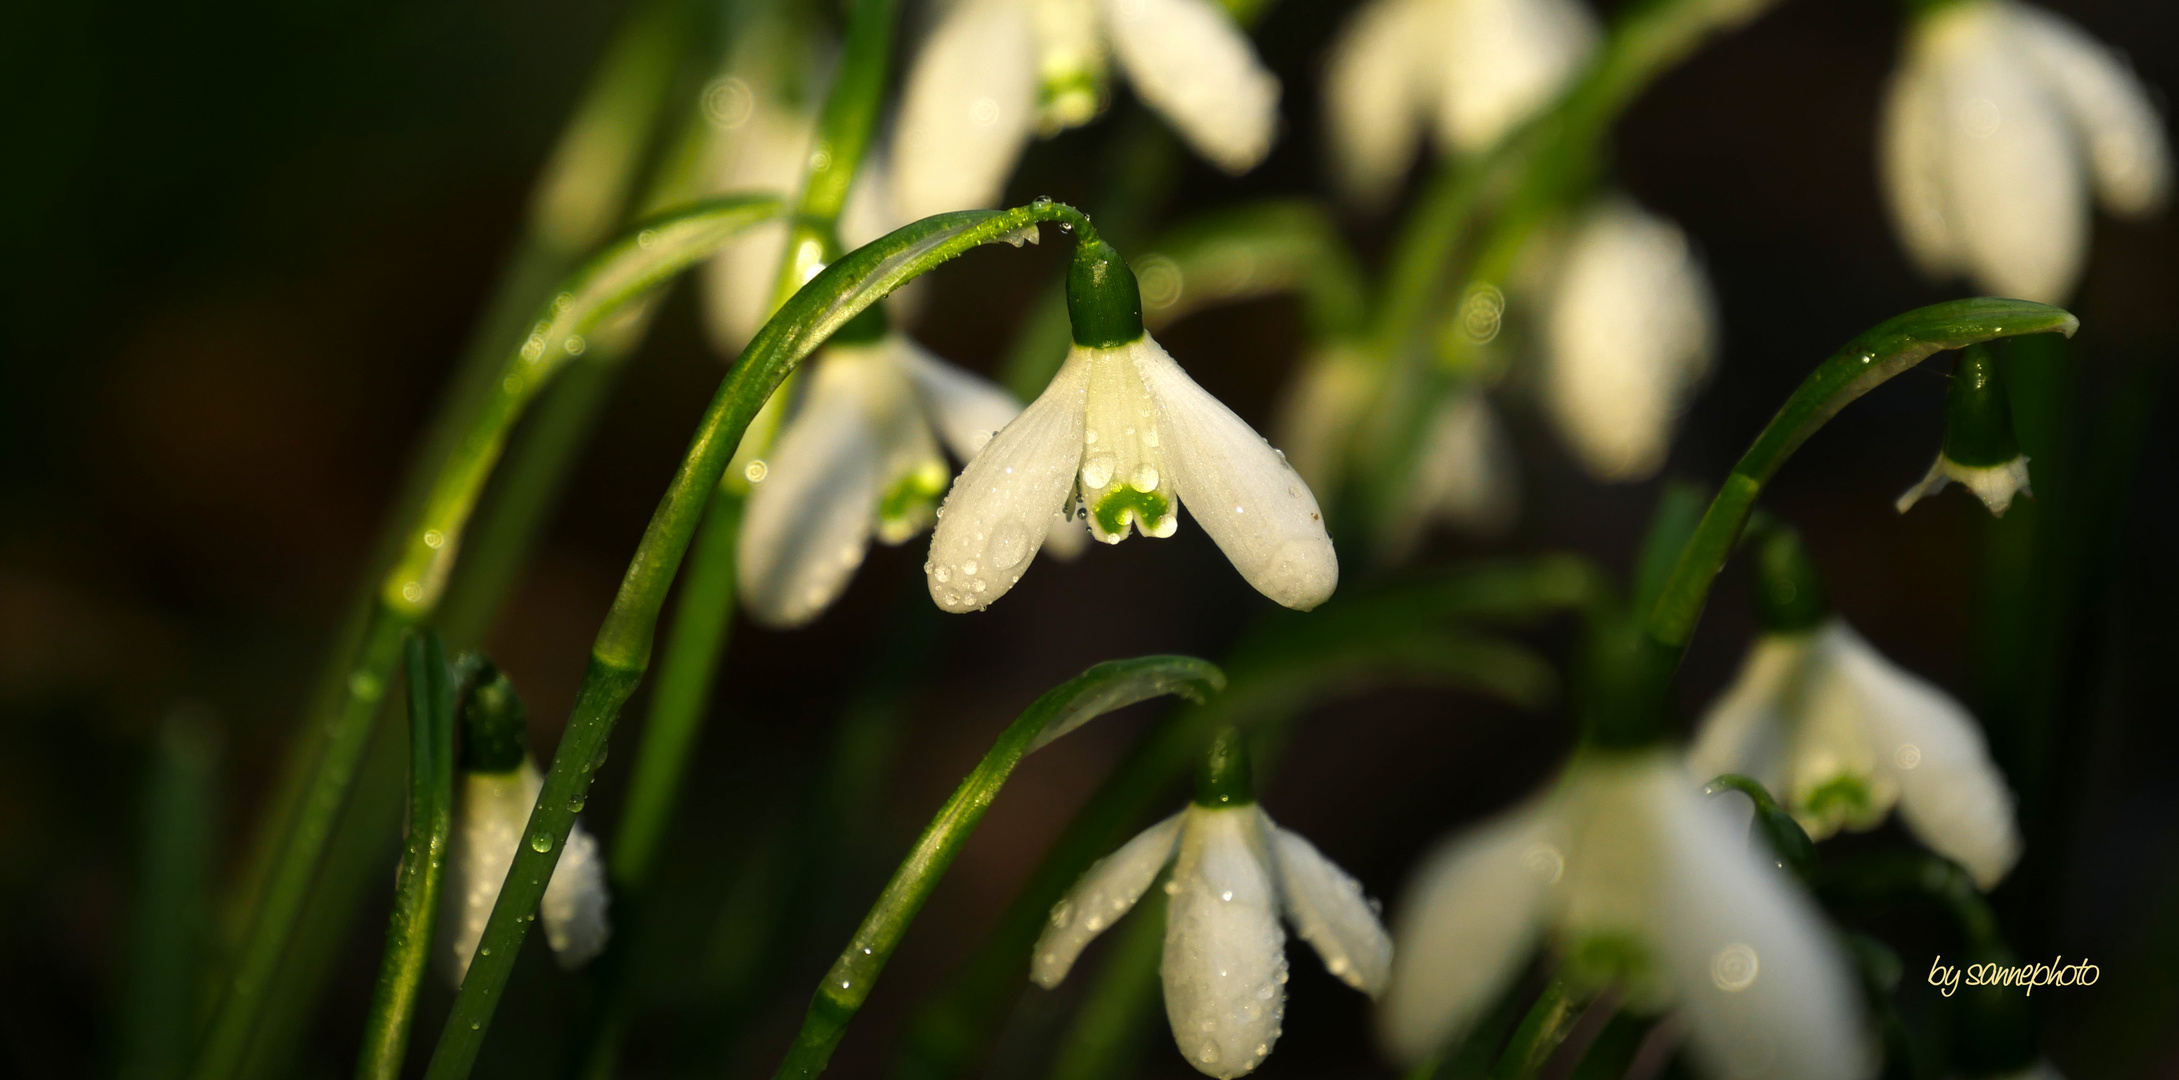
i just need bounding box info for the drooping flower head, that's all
[1381,749,1870,1080]
[1032,731,1391,1078]
[1325,0,1599,208]
[738,306,1043,627]
[437,665,609,983]
[1895,345,2033,517]
[925,235,1337,612]
[1688,526,2022,888]
[1881,0,2170,303]
[1535,197,1718,482]
[892,0,1281,221]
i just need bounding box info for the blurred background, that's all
[2,0,2175,1076]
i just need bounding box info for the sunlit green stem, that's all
[1640,301,2077,679]
[1490,980,1582,1080]
[770,658,1224,1080]
[354,632,457,1080]
[418,201,1101,1079]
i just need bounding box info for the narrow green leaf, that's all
[768,656,1224,1080]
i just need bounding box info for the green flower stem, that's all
[1048,887,1168,1080]
[353,632,457,1080]
[116,714,219,1080]
[191,194,780,1080]
[768,0,898,307]
[1489,980,1582,1080]
[1642,301,2077,665]
[417,201,1100,1080]
[770,658,1225,1080]
[895,558,1601,1079]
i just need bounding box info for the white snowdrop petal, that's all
[1269,823,1392,996]
[1541,199,1717,482]
[701,220,792,355]
[1378,805,1554,1065]
[893,0,1040,221]
[2009,2,2170,217]
[1162,807,1287,1078]
[1879,54,1968,280]
[1893,453,1955,514]
[1102,0,1281,174]
[1436,0,1600,153]
[1132,338,1338,610]
[1628,755,1870,1080]
[1828,623,2022,888]
[700,83,819,353]
[899,340,1026,460]
[927,349,1090,611]
[1687,631,1815,792]
[438,768,537,984]
[1032,813,1185,987]
[542,818,612,969]
[1926,3,2086,302]
[1323,0,1439,207]
[737,353,891,628]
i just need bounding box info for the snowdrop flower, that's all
[698,25,901,353]
[1881,0,2170,303]
[1325,0,1598,207]
[891,0,1280,222]
[1271,345,1378,499]
[1689,618,2021,889]
[926,238,1336,612]
[1536,197,1717,482]
[739,314,1031,627]
[1032,732,1390,1078]
[1895,346,2032,517]
[1381,749,1870,1080]
[437,668,609,983]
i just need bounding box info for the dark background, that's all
[3,0,2175,1076]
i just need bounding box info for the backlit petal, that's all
[1102,0,1280,174]
[1133,338,1338,610]
[438,762,615,983]
[1032,812,1185,986]
[1163,807,1286,1078]
[1828,622,2022,888]
[541,819,611,969]
[1269,823,1391,996]
[927,348,1090,611]
[1324,0,1439,207]
[2010,2,2170,217]
[1628,754,1871,1080]
[737,352,896,627]
[1378,804,1554,1064]
[900,340,1026,460]
[1687,632,1814,794]
[1880,49,1968,279]
[1436,0,1599,153]
[893,0,1041,221]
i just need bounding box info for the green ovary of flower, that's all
[1799,774,1884,834]
[1561,929,1666,1009]
[1092,485,1173,539]
[876,461,950,544]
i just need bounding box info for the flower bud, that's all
[1897,346,2033,516]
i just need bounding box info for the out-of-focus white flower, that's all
[1272,345,1379,499]
[1894,452,2033,516]
[1032,804,1391,1078]
[1381,750,1869,1080]
[438,759,610,983]
[1880,0,2170,303]
[697,29,903,354]
[892,0,1280,222]
[1324,0,1598,207]
[1536,198,1717,482]
[1688,618,2022,889]
[925,333,1336,612]
[739,332,1041,627]
[1388,389,1520,555]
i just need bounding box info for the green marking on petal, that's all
[1562,930,1665,1009]
[876,460,949,544]
[1091,485,1172,539]
[1037,71,1103,133]
[1799,774,1884,834]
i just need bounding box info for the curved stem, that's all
[353,631,457,1080]
[1643,300,2077,661]
[416,200,1098,1080]
[770,658,1224,1080]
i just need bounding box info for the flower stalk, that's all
[352,631,458,1080]
[769,657,1225,1080]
